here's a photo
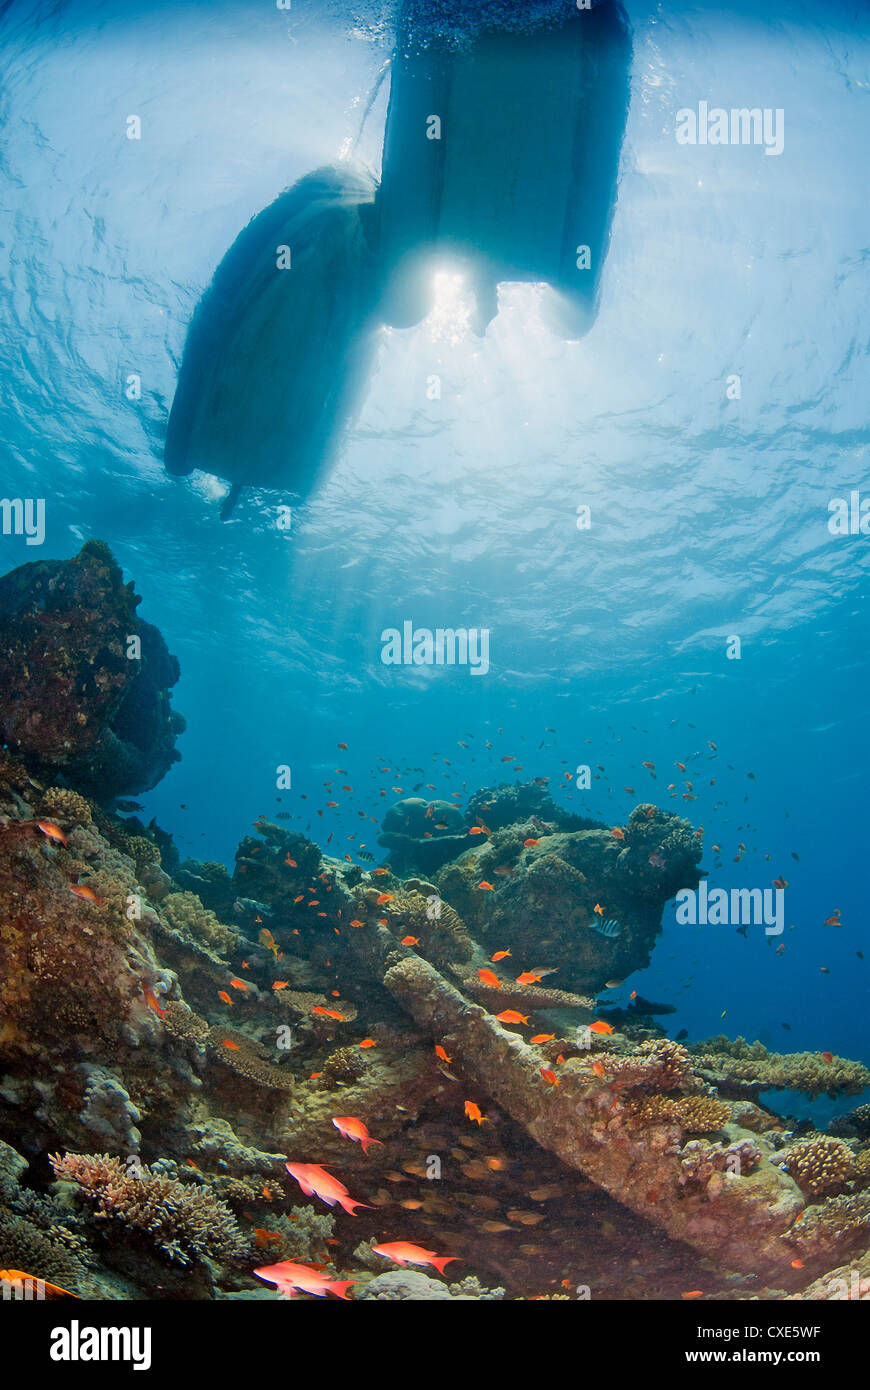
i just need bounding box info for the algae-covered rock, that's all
[0,541,184,800]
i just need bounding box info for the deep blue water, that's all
[1,0,868,1123]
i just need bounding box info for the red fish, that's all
[253,1259,355,1300]
[285,1163,372,1216]
[490,950,512,961]
[590,1020,614,1036]
[332,1116,383,1155]
[68,883,103,905]
[36,820,68,846]
[477,969,502,989]
[515,971,542,985]
[435,1044,453,1063]
[142,984,166,1018]
[464,1101,487,1125]
[523,838,539,848]
[371,1242,458,1276]
[217,990,233,1006]
[495,1010,529,1025]
[540,1068,559,1086]
[477,881,495,891]
[0,1268,78,1299]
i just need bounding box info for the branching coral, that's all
[631,1094,731,1134]
[688,1037,870,1099]
[50,1152,249,1266]
[781,1138,856,1196]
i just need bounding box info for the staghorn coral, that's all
[630,1094,731,1134]
[50,1152,249,1266]
[781,1137,856,1197]
[162,891,237,955]
[451,967,597,1015]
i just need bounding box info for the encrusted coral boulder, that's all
[0,540,184,800]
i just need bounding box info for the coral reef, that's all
[780,1138,856,1197]
[377,797,474,874]
[688,1037,870,1100]
[50,1152,249,1267]
[0,541,184,800]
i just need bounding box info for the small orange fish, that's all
[285,856,298,867]
[540,1068,559,1086]
[824,914,841,926]
[37,820,68,846]
[589,1020,614,1035]
[142,984,166,1019]
[821,1051,833,1064]
[229,978,249,991]
[221,1039,241,1050]
[338,742,348,750]
[515,971,542,985]
[477,969,502,989]
[468,827,487,836]
[68,883,103,905]
[592,1061,605,1078]
[349,919,366,928]
[641,761,655,771]
[401,936,420,946]
[610,827,626,842]
[491,949,512,961]
[523,838,539,848]
[376,893,393,905]
[326,802,339,808]
[435,1045,453,1062]
[681,1290,704,1300]
[217,990,233,1006]
[332,1116,383,1155]
[373,867,389,876]
[464,1101,487,1125]
[358,1039,378,1048]
[495,1010,529,1025]
[530,1033,555,1044]
[593,903,604,916]
[477,881,495,891]
[272,981,289,990]
[0,1268,78,1298]
[791,1259,804,1269]
[629,990,637,1000]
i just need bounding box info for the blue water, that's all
[1,0,868,1120]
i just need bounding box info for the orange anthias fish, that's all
[221,1039,240,1050]
[0,1269,78,1299]
[591,1061,605,1078]
[285,1163,372,1216]
[468,826,487,836]
[540,1068,559,1086]
[495,1010,529,1025]
[371,1242,459,1277]
[68,883,103,905]
[36,820,68,846]
[464,1100,487,1125]
[254,1259,355,1300]
[376,893,394,905]
[515,971,542,985]
[401,935,420,946]
[229,978,249,991]
[142,983,166,1018]
[217,990,234,1006]
[491,950,512,961]
[477,969,502,989]
[610,827,626,842]
[523,838,539,848]
[590,1020,614,1035]
[530,1033,555,1044]
[358,1039,378,1048]
[477,880,495,891]
[312,1007,345,1021]
[435,1045,453,1063]
[681,1290,704,1300]
[332,1116,384,1155]
[272,981,289,990]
